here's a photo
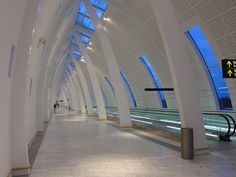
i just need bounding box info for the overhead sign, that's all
[222,59,236,78]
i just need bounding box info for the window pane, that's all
[187,25,232,110]
[120,70,137,108]
[139,56,167,108]
[104,76,115,96]
[188,26,218,68]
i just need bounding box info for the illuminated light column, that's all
[150,0,208,153]
[73,35,107,120]
[70,53,94,115]
[83,0,132,127]
[71,72,87,114]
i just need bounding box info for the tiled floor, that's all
[30,114,236,177]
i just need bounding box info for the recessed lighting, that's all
[103,17,110,21]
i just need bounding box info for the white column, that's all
[150,0,208,153]
[73,37,107,120]
[68,77,81,112]
[65,85,73,110]
[62,90,68,112]
[83,0,132,127]
[71,54,94,115]
[72,74,87,114]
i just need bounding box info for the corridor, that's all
[30,113,236,177]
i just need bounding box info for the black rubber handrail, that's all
[224,114,236,136]
[203,112,231,138]
[106,107,236,140]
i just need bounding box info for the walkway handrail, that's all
[105,107,236,141]
[225,114,236,136]
[203,112,231,139]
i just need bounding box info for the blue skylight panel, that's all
[139,56,167,109]
[76,15,83,24]
[98,0,108,9]
[72,51,82,60]
[79,32,92,47]
[90,0,108,18]
[96,9,103,18]
[76,2,95,31]
[120,70,137,108]
[80,34,90,43]
[187,27,218,68]
[71,35,78,47]
[79,2,88,15]
[104,76,115,96]
[68,59,76,70]
[187,25,232,110]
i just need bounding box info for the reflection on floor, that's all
[30,113,236,177]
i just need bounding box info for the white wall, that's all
[0,0,37,176]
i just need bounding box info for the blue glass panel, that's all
[101,88,109,107]
[91,0,108,10]
[104,76,115,96]
[83,17,91,27]
[76,2,95,31]
[96,9,104,18]
[120,70,137,108]
[139,56,167,108]
[68,59,76,70]
[79,2,88,15]
[90,0,108,18]
[71,36,77,46]
[77,14,83,23]
[98,0,108,9]
[73,51,81,60]
[89,21,95,30]
[188,26,218,68]
[91,0,99,6]
[187,25,232,110]
[80,35,90,43]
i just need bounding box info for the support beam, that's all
[73,36,107,120]
[72,73,87,114]
[68,77,81,112]
[70,54,94,115]
[83,0,132,127]
[150,0,208,153]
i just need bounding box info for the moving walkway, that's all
[105,107,236,141]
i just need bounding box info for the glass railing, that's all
[105,107,236,141]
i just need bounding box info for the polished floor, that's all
[30,113,236,177]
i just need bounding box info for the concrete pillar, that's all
[73,36,107,120]
[70,54,94,115]
[83,0,132,127]
[150,0,208,153]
